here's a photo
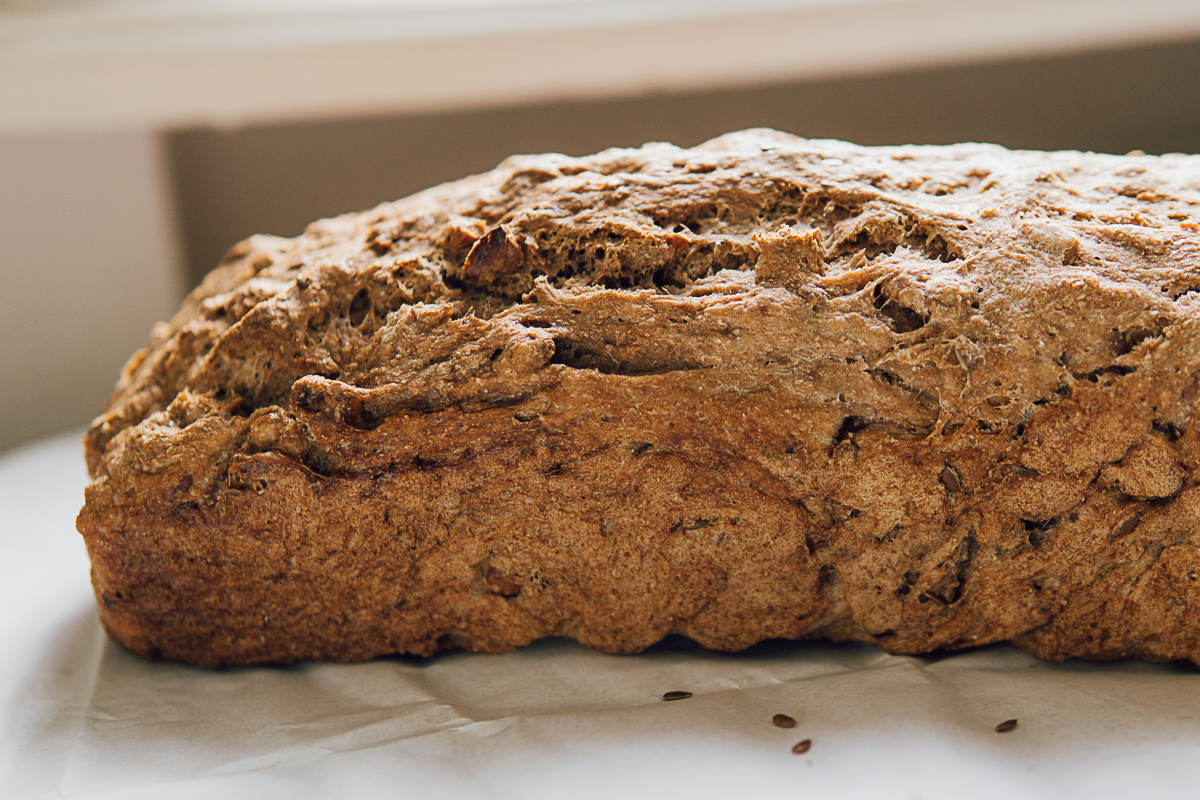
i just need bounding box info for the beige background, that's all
[0,130,180,454]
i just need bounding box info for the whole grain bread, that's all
[78,129,1200,667]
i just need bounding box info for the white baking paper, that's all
[4,433,1200,799]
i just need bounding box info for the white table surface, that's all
[3,431,1200,799]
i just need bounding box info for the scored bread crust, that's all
[77,129,1200,667]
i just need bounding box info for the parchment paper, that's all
[4,433,1199,799]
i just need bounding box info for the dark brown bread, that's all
[77,129,1200,666]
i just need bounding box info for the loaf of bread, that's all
[78,129,1200,667]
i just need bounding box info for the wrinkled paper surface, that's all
[4,433,1200,799]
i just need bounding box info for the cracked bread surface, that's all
[77,128,1200,667]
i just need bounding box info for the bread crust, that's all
[77,129,1200,666]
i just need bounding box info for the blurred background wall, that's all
[0,130,181,454]
[3,0,1200,455]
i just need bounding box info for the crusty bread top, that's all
[84,129,1200,482]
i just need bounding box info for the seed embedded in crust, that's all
[940,465,962,494]
[483,567,522,597]
[463,225,524,282]
[772,713,797,728]
[791,738,813,754]
[662,690,693,701]
[1115,515,1142,537]
[995,718,1018,733]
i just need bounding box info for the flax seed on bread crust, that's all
[77,129,1200,666]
